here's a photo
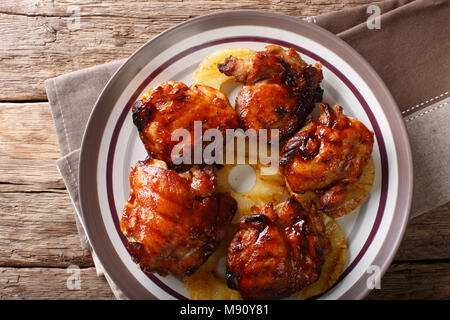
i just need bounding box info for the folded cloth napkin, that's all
[46,0,450,299]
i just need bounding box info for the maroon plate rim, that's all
[79,10,413,300]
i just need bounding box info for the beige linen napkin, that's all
[45,0,450,299]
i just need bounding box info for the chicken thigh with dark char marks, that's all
[226,196,329,299]
[120,158,237,277]
[218,45,323,142]
[280,103,374,211]
[132,81,239,171]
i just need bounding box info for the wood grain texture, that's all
[367,261,450,300]
[0,267,114,299]
[1,261,448,300]
[395,201,450,262]
[0,0,376,101]
[0,103,64,189]
[0,191,93,268]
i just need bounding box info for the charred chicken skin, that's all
[218,45,323,141]
[120,159,237,277]
[226,196,329,300]
[280,103,374,211]
[132,81,239,171]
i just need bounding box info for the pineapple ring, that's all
[292,158,375,219]
[216,163,287,223]
[192,47,254,90]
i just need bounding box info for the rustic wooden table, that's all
[0,0,449,300]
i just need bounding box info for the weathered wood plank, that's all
[0,0,376,101]
[0,103,64,189]
[367,261,450,300]
[0,191,93,267]
[0,267,114,299]
[0,0,373,16]
[394,201,450,262]
[0,261,449,299]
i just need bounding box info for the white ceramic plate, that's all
[79,11,413,299]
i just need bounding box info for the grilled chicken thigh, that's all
[226,196,328,299]
[120,159,237,277]
[218,45,323,142]
[132,81,239,171]
[280,103,374,211]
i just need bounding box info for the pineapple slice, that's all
[192,47,254,90]
[216,163,286,223]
